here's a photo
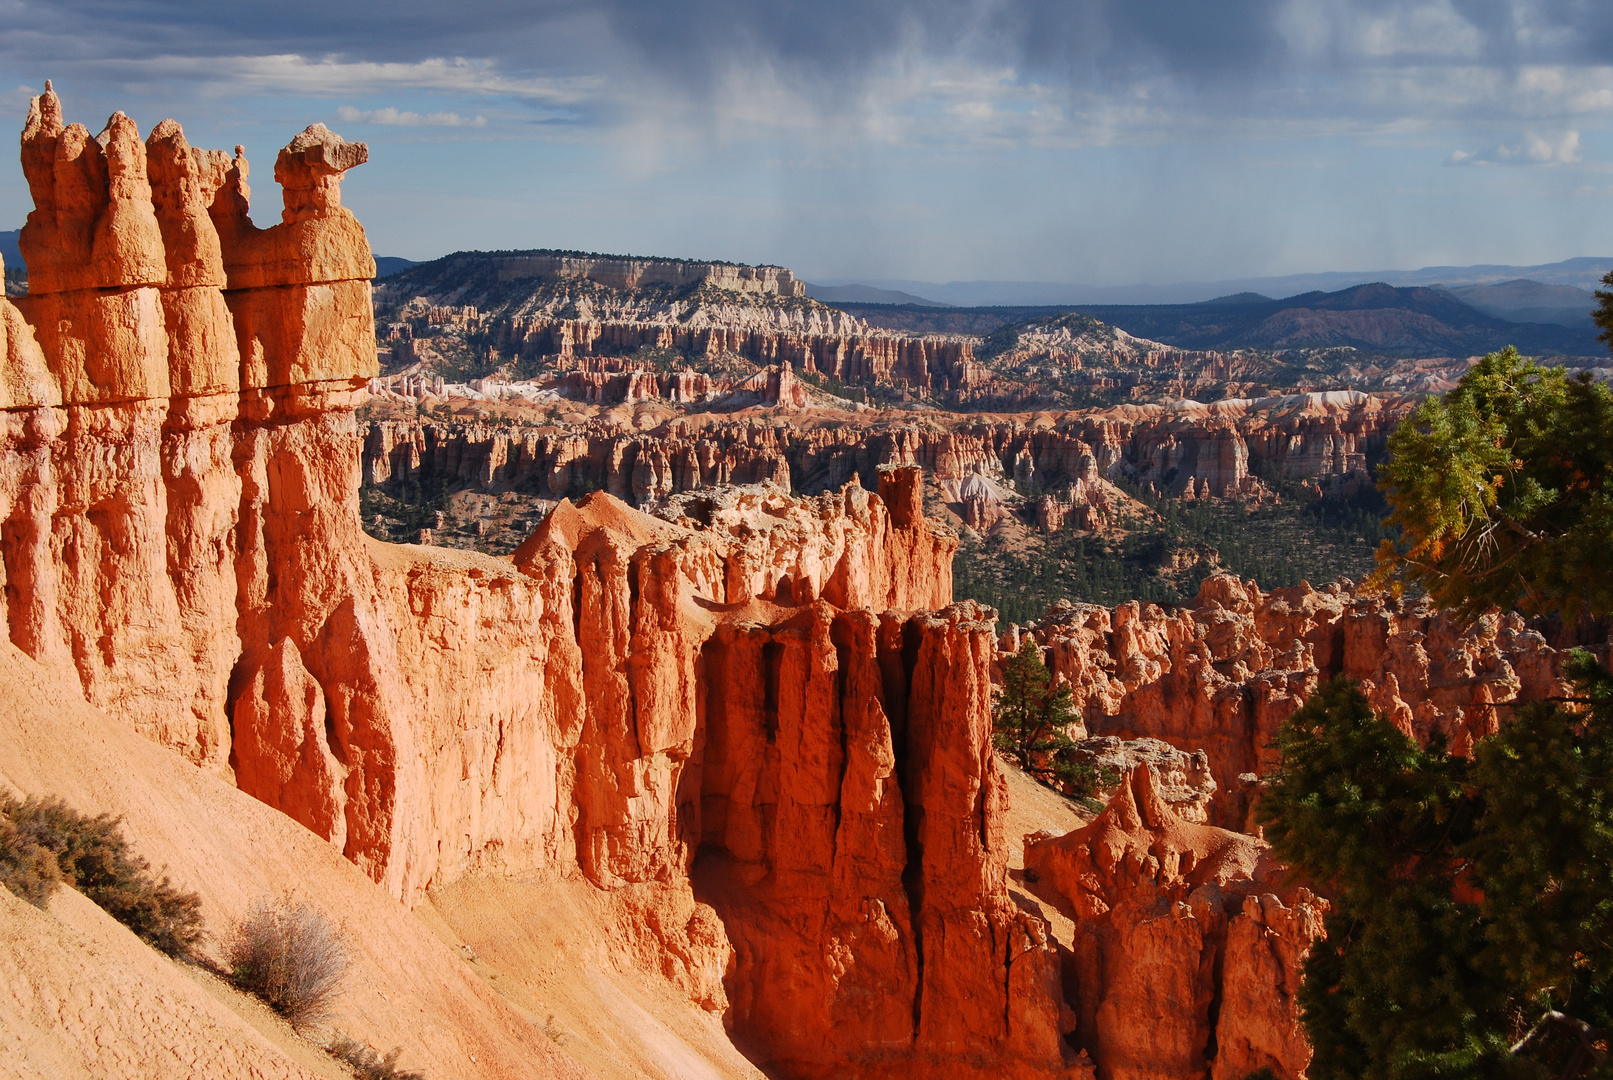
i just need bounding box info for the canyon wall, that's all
[0,87,1085,1080]
[362,389,1410,513]
[1015,574,1605,829]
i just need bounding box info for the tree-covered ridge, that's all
[952,478,1387,623]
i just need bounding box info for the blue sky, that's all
[2,0,1611,285]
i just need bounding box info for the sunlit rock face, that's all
[1021,573,1596,829]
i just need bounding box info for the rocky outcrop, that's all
[1025,764,1326,1080]
[1020,575,1606,828]
[1063,736,1217,823]
[360,391,1412,521]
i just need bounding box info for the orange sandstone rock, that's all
[1026,764,1326,1080]
[1,87,1330,1080]
[1022,574,1601,828]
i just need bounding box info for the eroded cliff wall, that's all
[1017,573,1604,828]
[361,390,1410,512]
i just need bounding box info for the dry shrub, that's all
[0,815,61,907]
[326,1034,426,1079]
[0,794,204,958]
[228,896,349,1028]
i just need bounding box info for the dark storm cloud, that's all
[4,0,1613,129]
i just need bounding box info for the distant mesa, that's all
[399,248,809,295]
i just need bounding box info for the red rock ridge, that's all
[1026,763,1326,1080]
[1020,574,1606,828]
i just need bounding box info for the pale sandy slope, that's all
[0,642,758,1080]
[0,885,345,1080]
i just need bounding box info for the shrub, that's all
[0,794,204,958]
[0,815,61,907]
[326,1034,426,1080]
[228,896,349,1028]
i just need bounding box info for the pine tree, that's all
[1372,347,1613,619]
[1260,348,1613,1079]
[992,641,1110,802]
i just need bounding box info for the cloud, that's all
[336,104,486,127]
[119,53,605,105]
[2,0,1613,148]
[1447,129,1582,166]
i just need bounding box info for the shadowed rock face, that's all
[1,88,1346,1080]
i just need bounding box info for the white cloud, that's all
[1446,129,1582,166]
[336,104,487,127]
[112,53,606,105]
[1357,2,1483,59]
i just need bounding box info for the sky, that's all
[2,0,1612,286]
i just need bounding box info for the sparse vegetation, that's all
[992,641,1116,808]
[228,896,350,1029]
[0,794,205,958]
[953,477,1389,624]
[0,814,62,907]
[326,1034,426,1080]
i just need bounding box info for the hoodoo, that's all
[0,88,1342,1080]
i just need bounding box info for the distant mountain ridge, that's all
[1440,279,1595,327]
[0,228,20,272]
[814,256,1613,307]
[1073,281,1603,358]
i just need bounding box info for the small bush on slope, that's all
[228,896,350,1029]
[0,814,61,907]
[326,1034,426,1080]
[0,794,205,958]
